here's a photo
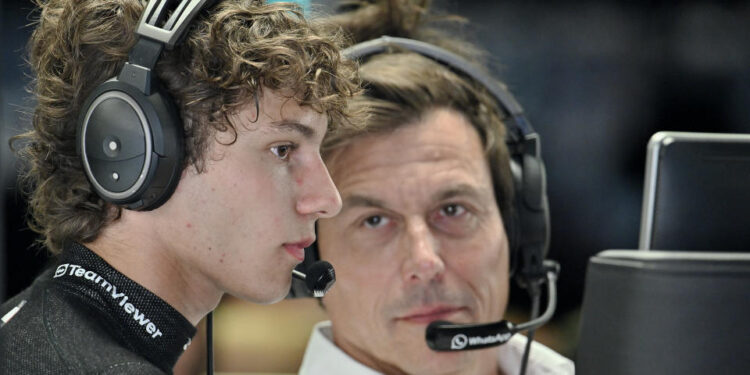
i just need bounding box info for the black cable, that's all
[206,311,213,375]
[519,284,541,375]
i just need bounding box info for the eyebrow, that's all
[433,183,484,202]
[270,120,317,139]
[341,195,388,212]
[340,183,484,213]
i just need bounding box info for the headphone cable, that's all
[206,311,214,375]
[519,283,542,375]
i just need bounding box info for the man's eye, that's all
[364,215,389,228]
[271,144,295,160]
[441,204,466,217]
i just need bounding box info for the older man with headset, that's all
[291,1,575,374]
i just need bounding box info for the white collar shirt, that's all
[299,321,574,375]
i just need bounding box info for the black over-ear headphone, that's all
[290,36,551,297]
[77,0,216,211]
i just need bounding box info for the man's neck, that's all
[84,210,222,325]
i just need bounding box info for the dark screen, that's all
[651,139,750,251]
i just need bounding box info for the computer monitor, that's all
[638,131,750,251]
[576,250,750,375]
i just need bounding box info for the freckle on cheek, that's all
[295,177,303,186]
[186,223,192,228]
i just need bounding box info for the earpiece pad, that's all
[77,78,183,210]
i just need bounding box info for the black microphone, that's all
[292,260,336,297]
[425,262,559,351]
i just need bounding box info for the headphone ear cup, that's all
[78,79,183,211]
[506,157,523,278]
[513,145,550,289]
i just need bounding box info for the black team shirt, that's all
[0,242,196,374]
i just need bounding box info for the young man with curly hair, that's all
[0,0,361,373]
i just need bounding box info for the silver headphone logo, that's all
[450,334,468,350]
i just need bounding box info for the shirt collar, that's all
[51,242,196,372]
[299,321,381,375]
[299,320,574,375]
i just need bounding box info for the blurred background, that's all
[2,0,749,373]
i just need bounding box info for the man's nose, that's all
[295,156,342,219]
[401,219,445,283]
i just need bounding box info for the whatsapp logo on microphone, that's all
[450,334,468,350]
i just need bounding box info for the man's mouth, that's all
[396,305,467,324]
[283,238,314,261]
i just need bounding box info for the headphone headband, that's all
[341,36,536,144]
[137,0,217,49]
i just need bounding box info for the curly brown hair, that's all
[12,0,362,254]
[318,0,514,233]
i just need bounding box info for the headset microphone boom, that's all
[292,261,336,298]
